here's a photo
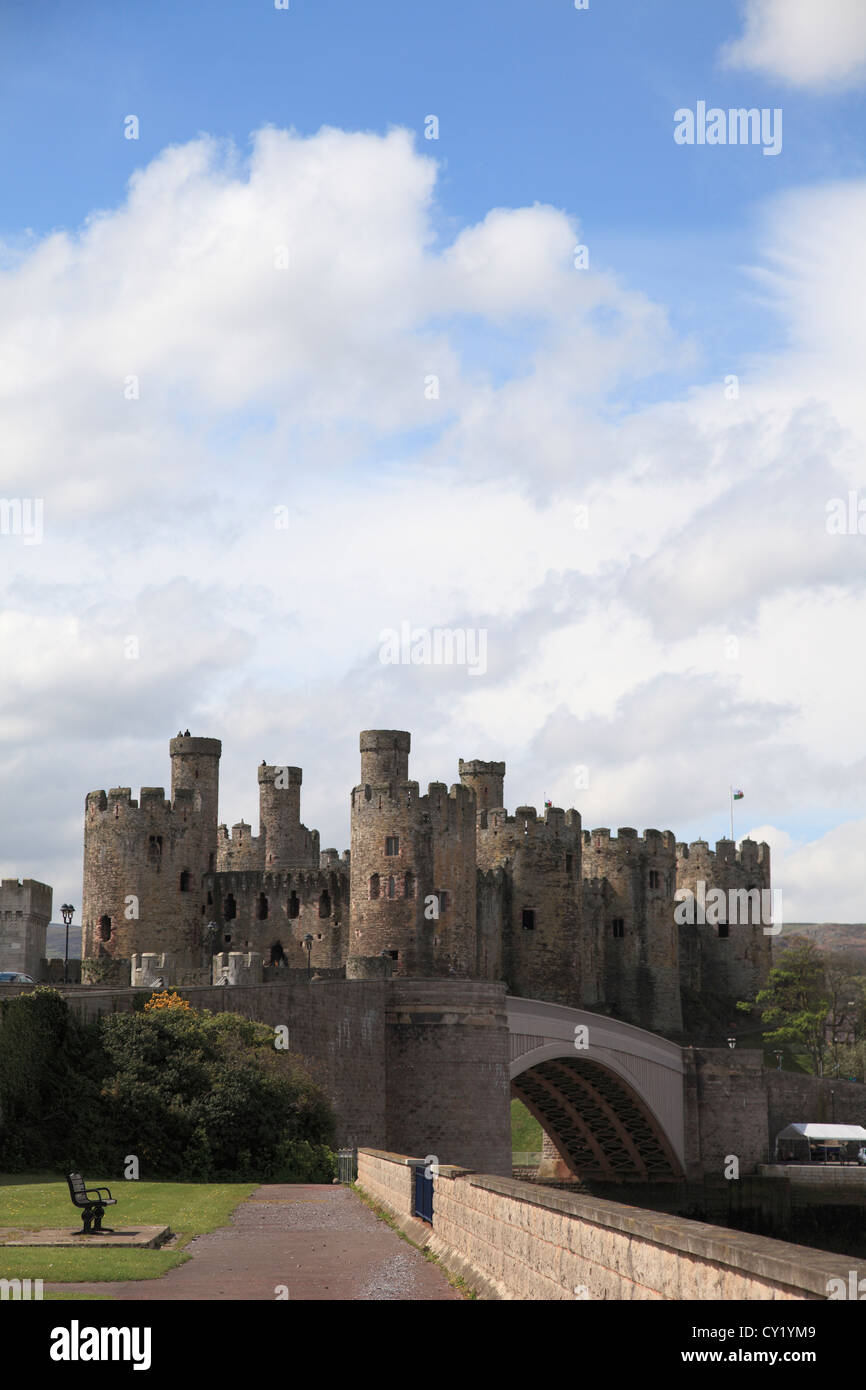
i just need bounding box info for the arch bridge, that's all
[507,997,686,1181]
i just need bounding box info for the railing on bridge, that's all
[337,1149,357,1184]
[413,1162,434,1223]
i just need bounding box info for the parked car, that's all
[0,971,35,983]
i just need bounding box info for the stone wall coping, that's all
[358,1149,474,1179]
[447,1172,852,1295]
[359,1148,426,1167]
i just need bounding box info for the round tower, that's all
[359,730,410,787]
[258,763,303,870]
[475,803,583,1007]
[350,731,432,976]
[675,837,772,1008]
[582,828,682,1035]
[459,758,505,811]
[170,735,221,847]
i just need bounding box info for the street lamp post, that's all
[60,904,75,985]
[303,933,313,980]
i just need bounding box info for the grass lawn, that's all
[511,1098,542,1154]
[0,1174,256,1286]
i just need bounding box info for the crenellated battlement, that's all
[86,786,199,820]
[479,805,581,836]
[675,837,770,871]
[584,827,677,855]
[352,779,475,822]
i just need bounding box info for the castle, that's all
[81,730,772,1037]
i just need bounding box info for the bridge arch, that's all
[507,996,686,1181]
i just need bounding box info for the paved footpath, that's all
[45,1185,463,1301]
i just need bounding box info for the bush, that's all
[0,991,336,1182]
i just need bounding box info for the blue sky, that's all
[1,0,861,376]
[2,0,866,921]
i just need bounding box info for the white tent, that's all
[775,1122,866,1163]
[776,1124,866,1141]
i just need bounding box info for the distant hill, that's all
[45,924,83,960]
[775,924,866,966]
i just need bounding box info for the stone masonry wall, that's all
[357,1149,856,1300]
[41,978,511,1170]
[0,878,52,978]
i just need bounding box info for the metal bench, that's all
[66,1172,117,1235]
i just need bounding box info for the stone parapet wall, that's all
[357,1148,858,1301]
[356,1148,421,1217]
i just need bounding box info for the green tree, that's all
[740,941,830,1075]
[99,1005,336,1179]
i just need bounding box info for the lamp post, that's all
[60,904,75,984]
[303,933,313,980]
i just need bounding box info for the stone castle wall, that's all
[0,877,52,978]
[79,728,773,1034]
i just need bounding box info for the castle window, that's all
[649,869,660,890]
[225,894,237,921]
[385,949,398,960]
[288,892,300,919]
[404,872,415,899]
[718,921,730,939]
[385,836,399,856]
[438,889,449,913]
[369,874,380,900]
[319,889,331,918]
[522,908,535,931]
[269,942,285,966]
[209,853,214,872]
[387,876,396,899]
[98,915,112,941]
[148,834,163,863]
[565,853,574,873]
[612,918,625,938]
[257,893,269,921]
[207,891,213,905]
[179,869,191,892]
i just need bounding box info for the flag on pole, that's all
[732,789,744,800]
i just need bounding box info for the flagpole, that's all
[730,785,734,842]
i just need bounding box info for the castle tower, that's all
[675,838,772,1005]
[82,735,221,965]
[0,878,52,979]
[359,730,410,787]
[257,764,318,870]
[349,730,477,977]
[475,803,583,1007]
[170,735,221,853]
[582,828,682,1034]
[459,758,505,811]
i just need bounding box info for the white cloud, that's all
[760,821,866,922]
[721,0,866,90]
[2,128,866,921]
